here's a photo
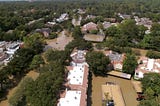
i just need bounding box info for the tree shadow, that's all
[87,71,92,106]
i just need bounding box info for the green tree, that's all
[72,26,83,39]
[48,32,57,39]
[24,33,44,54]
[142,73,160,95]
[119,19,138,41]
[151,23,160,36]
[26,71,64,106]
[146,50,160,59]
[86,51,110,76]
[122,53,137,75]
[30,55,44,69]
[8,48,35,76]
[9,77,34,106]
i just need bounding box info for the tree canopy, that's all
[122,53,138,75]
[139,73,160,106]
[86,51,110,76]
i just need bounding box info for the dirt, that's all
[91,75,139,106]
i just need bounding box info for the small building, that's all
[56,13,69,23]
[81,22,98,32]
[35,28,52,38]
[105,50,125,71]
[0,52,8,65]
[118,13,131,19]
[134,16,152,33]
[70,50,86,65]
[103,21,112,29]
[6,42,20,55]
[77,9,86,14]
[134,57,160,79]
[86,15,96,19]
[83,34,105,42]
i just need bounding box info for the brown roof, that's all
[81,22,97,32]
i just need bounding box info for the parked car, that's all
[136,92,145,101]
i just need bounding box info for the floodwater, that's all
[91,75,139,106]
[0,71,39,106]
[45,30,73,50]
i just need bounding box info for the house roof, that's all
[83,34,105,42]
[82,22,97,32]
[135,57,160,75]
[58,50,89,106]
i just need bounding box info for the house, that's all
[35,28,52,38]
[56,13,69,23]
[102,21,112,29]
[105,50,125,71]
[134,57,160,79]
[118,13,131,19]
[105,18,116,23]
[0,41,7,50]
[77,9,86,14]
[134,16,152,34]
[81,22,98,32]
[6,42,20,55]
[86,15,96,19]
[46,21,56,26]
[70,50,86,65]
[57,50,89,106]
[0,52,8,65]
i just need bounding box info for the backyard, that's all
[91,75,139,106]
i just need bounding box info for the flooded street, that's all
[91,75,139,106]
[45,30,73,50]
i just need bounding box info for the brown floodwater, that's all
[91,75,139,106]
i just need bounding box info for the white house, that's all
[134,57,160,79]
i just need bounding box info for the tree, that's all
[141,73,160,95]
[26,71,64,106]
[140,73,160,106]
[48,32,57,39]
[29,55,44,69]
[119,19,138,41]
[72,26,83,39]
[105,25,120,37]
[24,33,45,54]
[8,48,35,76]
[86,51,110,76]
[9,77,34,106]
[150,23,160,36]
[122,53,137,75]
[44,49,68,64]
[137,25,147,40]
[146,50,160,59]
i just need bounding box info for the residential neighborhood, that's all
[1,0,160,106]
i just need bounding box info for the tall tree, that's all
[122,53,137,75]
[24,33,44,54]
[86,51,110,76]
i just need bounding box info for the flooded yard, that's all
[45,30,73,50]
[0,71,39,106]
[91,75,139,106]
